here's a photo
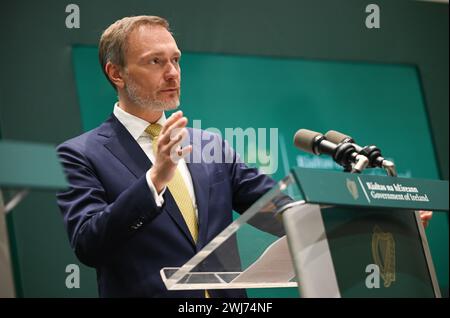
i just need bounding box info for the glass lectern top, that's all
[161,174,301,290]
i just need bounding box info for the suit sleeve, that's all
[221,138,277,213]
[221,138,293,237]
[56,142,162,267]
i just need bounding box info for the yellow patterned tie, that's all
[145,123,199,243]
[146,124,210,298]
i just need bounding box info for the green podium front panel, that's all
[322,207,435,297]
[288,168,447,297]
[292,168,449,211]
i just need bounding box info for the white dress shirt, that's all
[113,103,198,216]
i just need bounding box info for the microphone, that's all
[324,130,397,176]
[294,129,369,173]
[293,129,336,156]
[324,130,362,152]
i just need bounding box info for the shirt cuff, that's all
[146,169,166,207]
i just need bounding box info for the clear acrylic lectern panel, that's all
[161,174,302,291]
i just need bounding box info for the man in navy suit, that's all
[56,15,281,297]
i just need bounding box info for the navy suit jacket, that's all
[56,114,278,297]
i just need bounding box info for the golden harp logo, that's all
[371,225,396,287]
[346,178,359,200]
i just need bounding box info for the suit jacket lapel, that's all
[100,115,198,248]
[100,116,211,249]
[186,128,210,249]
[162,190,198,247]
[101,115,150,178]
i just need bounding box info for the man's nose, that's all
[165,62,179,81]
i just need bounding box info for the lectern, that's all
[161,167,448,297]
[0,140,67,297]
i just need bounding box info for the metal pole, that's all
[0,189,17,297]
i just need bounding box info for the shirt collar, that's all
[113,102,166,140]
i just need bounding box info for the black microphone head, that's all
[294,129,323,154]
[325,130,354,144]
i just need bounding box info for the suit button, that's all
[131,219,145,230]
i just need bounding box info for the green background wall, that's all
[0,0,448,297]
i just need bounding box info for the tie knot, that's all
[145,123,162,139]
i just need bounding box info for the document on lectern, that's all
[231,235,295,283]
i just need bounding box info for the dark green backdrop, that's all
[0,0,448,297]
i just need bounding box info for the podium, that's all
[0,140,67,297]
[161,168,448,297]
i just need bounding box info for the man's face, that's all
[122,25,181,110]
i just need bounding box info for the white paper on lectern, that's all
[231,235,295,283]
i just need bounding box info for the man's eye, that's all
[150,58,159,64]
[173,57,180,64]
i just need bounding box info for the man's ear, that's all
[105,62,125,89]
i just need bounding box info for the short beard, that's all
[124,75,180,111]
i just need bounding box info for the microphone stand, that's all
[333,142,369,174]
[351,155,369,174]
[381,159,397,177]
[332,142,397,176]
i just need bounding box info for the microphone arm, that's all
[325,130,397,177]
[358,144,397,176]
[332,141,369,173]
[294,129,369,174]
[381,159,397,177]
[352,154,370,174]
